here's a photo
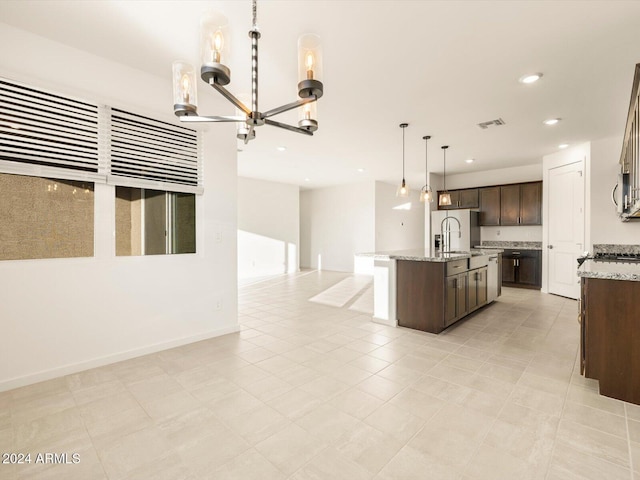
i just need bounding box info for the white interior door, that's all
[547,162,585,299]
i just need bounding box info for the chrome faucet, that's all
[440,216,461,253]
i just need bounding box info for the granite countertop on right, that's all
[578,259,640,282]
[477,241,542,251]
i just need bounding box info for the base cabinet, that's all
[581,277,640,405]
[398,260,490,334]
[445,272,468,328]
[502,249,541,289]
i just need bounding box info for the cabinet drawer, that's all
[446,259,468,276]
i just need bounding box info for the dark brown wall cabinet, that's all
[500,182,542,226]
[501,249,541,289]
[439,181,542,227]
[581,277,640,405]
[478,186,501,226]
[437,188,479,210]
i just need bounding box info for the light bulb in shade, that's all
[543,118,561,126]
[439,192,452,206]
[396,180,410,198]
[212,30,224,62]
[181,74,191,103]
[420,187,433,203]
[305,51,315,79]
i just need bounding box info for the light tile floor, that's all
[2,270,639,479]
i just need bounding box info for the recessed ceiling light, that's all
[465,158,474,164]
[519,73,543,84]
[558,143,569,149]
[277,146,286,151]
[304,178,310,182]
[543,118,561,126]
[357,168,365,173]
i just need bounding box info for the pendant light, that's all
[396,123,410,197]
[420,135,433,203]
[439,145,452,206]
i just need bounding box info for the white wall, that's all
[300,182,375,272]
[590,135,640,245]
[0,24,238,391]
[237,177,299,280]
[481,226,542,242]
[443,164,543,189]
[374,181,424,251]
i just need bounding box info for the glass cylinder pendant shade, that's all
[200,11,231,85]
[298,101,318,132]
[297,34,323,99]
[397,180,410,198]
[298,34,323,82]
[172,61,198,116]
[439,192,452,206]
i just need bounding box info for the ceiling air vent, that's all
[477,118,505,129]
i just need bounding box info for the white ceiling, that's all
[1,0,640,190]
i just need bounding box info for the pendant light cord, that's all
[402,126,406,181]
[424,136,430,188]
[443,148,446,190]
[442,146,448,191]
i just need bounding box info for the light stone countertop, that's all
[578,259,640,282]
[478,241,542,251]
[357,248,503,262]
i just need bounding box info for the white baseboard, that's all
[0,324,240,393]
[372,316,397,327]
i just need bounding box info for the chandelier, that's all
[171,0,323,143]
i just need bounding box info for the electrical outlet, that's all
[214,299,222,311]
[215,231,223,243]
[497,229,501,236]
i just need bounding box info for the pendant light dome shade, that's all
[438,145,452,206]
[396,123,410,197]
[420,135,433,203]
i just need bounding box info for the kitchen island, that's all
[578,258,640,404]
[358,249,502,334]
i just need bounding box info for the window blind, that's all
[0,79,102,181]
[109,108,202,193]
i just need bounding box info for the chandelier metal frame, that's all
[172,0,323,144]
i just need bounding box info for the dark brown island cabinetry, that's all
[501,249,541,289]
[500,182,542,226]
[580,277,640,405]
[397,258,490,334]
[439,181,542,227]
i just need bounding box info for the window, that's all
[0,173,94,260]
[115,186,195,256]
[0,78,201,260]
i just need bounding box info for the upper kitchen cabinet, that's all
[436,188,478,210]
[500,181,542,226]
[479,186,500,226]
[439,181,542,226]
